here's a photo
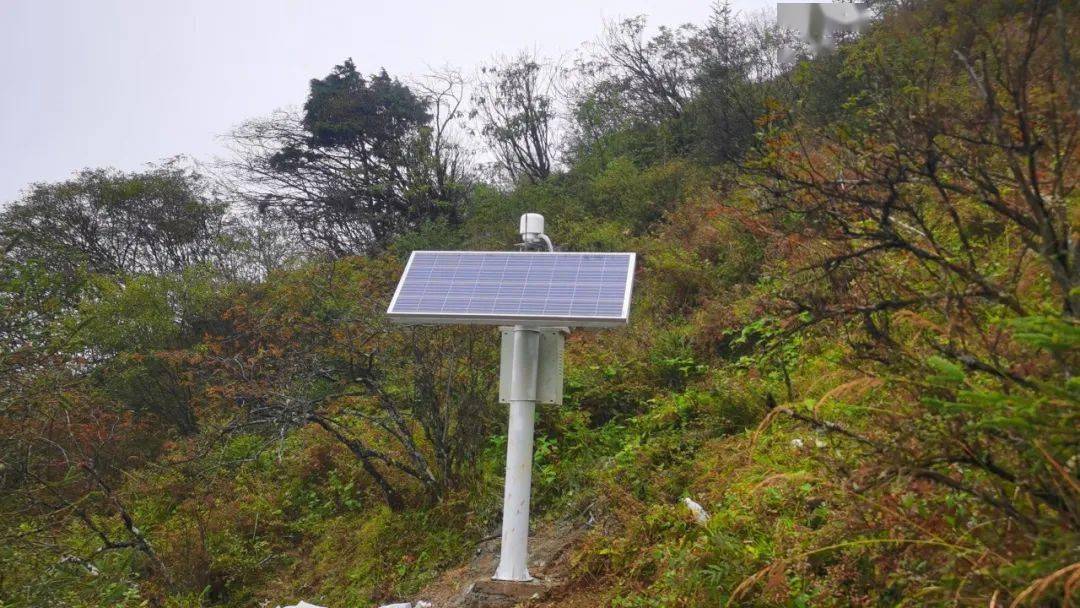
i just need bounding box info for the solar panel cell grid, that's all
[387,251,635,326]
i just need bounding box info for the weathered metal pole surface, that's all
[493,325,540,581]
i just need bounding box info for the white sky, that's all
[0,0,773,203]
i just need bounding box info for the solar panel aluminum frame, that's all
[386,251,636,327]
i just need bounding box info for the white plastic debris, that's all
[59,555,99,576]
[416,602,433,608]
[790,438,805,448]
[378,603,412,608]
[682,496,710,525]
[277,602,326,608]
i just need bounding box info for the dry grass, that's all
[811,376,883,415]
[1009,562,1080,607]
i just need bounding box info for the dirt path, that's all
[411,520,587,607]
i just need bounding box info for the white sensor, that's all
[519,213,545,243]
[519,213,553,251]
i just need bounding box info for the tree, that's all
[565,16,700,163]
[0,257,80,360]
[62,269,229,435]
[689,3,789,162]
[757,0,1079,536]
[412,67,474,218]
[0,161,232,277]
[594,17,699,125]
[227,60,466,255]
[198,258,497,508]
[475,52,560,184]
[0,367,169,599]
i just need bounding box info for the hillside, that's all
[1,1,1078,607]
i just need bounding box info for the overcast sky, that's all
[0,0,773,203]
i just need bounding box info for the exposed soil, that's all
[408,519,588,607]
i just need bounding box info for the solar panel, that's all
[387,251,635,327]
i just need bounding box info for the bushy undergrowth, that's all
[2,1,1078,607]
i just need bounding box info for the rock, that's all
[682,496,710,525]
[464,579,550,608]
[378,604,412,608]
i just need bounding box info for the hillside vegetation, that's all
[2,1,1078,606]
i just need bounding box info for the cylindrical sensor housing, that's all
[519,213,545,244]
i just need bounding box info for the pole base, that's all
[492,555,532,582]
[491,572,533,583]
[466,579,549,608]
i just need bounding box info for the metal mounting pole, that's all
[493,325,539,581]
